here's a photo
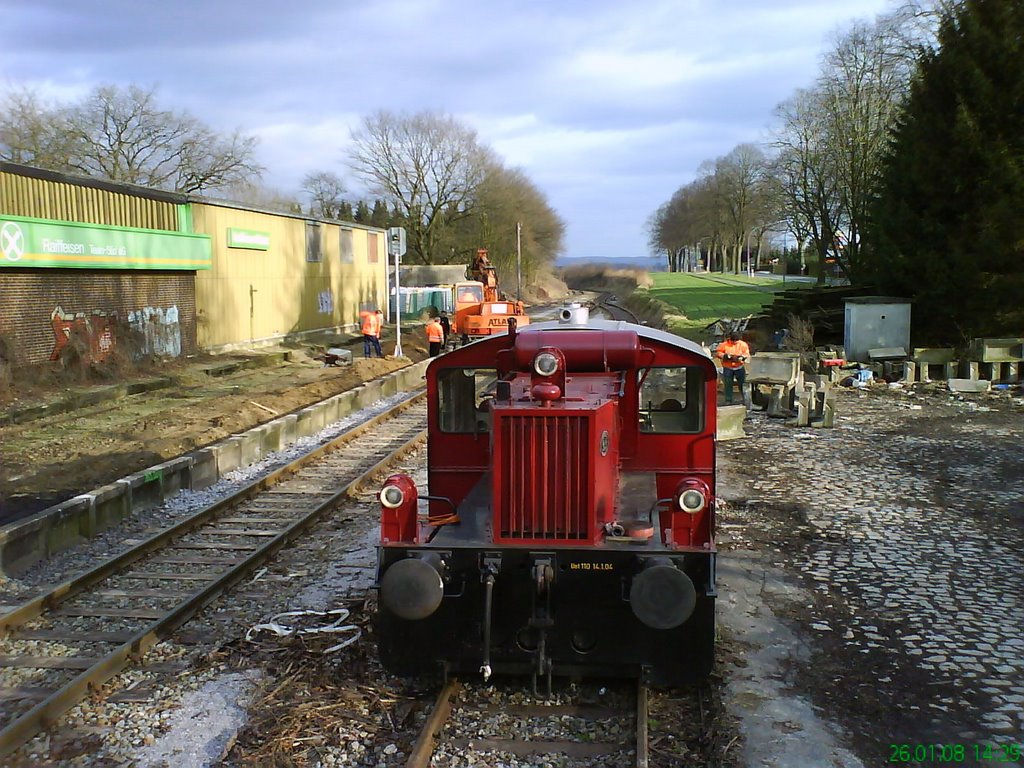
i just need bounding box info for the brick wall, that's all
[0,270,196,365]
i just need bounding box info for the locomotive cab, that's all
[375,314,718,690]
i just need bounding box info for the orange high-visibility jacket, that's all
[426,319,444,343]
[716,338,751,369]
[360,310,380,336]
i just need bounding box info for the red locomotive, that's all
[374,308,717,690]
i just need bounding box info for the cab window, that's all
[456,285,484,303]
[438,368,498,433]
[638,366,703,433]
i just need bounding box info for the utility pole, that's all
[388,227,407,357]
[516,221,522,302]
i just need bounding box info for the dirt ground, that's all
[0,326,432,524]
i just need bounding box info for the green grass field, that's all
[646,273,791,339]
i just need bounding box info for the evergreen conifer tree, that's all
[868,0,1024,342]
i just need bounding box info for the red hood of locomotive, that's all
[489,379,620,545]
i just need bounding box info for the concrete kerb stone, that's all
[0,513,49,575]
[295,406,326,438]
[0,360,431,576]
[717,405,747,441]
[235,430,263,466]
[189,448,218,491]
[212,438,244,476]
[86,482,133,535]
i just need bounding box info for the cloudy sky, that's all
[1,0,893,261]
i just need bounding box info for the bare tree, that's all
[771,88,844,282]
[715,143,770,273]
[301,171,348,218]
[62,84,262,193]
[817,16,915,279]
[446,162,565,287]
[2,83,262,193]
[347,110,492,263]
[0,86,74,168]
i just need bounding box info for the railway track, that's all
[0,391,428,759]
[592,293,641,324]
[406,678,650,768]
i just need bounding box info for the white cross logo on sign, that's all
[1,222,25,261]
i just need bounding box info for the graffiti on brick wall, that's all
[127,305,181,358]
[50,306,117,363]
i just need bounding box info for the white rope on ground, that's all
[245,608,362,653]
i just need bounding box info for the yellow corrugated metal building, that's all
[1,162,390,361]
[190,200,388,351]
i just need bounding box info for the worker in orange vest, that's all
[359,308,383,358]
[426,316,445,357]
[715,330,752,407]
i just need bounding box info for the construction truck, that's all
[451,248,530,344]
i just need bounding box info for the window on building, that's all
[306,222,322,263]
[340,229,354,264]
[367,234,379,264]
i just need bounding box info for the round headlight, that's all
[380,485,405,509]
[678,489,705,514]
[533,352,559,377]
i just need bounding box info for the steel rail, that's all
[405,678,651,767]
[636,679,649,768]
[0,391,427,758]
[405,679,460,768]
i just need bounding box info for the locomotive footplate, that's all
[376,545,716,687]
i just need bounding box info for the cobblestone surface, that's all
[718,384,1024,766]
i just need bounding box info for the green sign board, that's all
[0,214,212,271]
[227,228,271,250]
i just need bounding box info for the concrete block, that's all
[767,386,791,418]
[236,430,263,465]
[815,402,836,428]
[716,404,746,441]
[868,347,908,360]
[334,393,356,421]
[280,414,298,445]
[87,481,132,533]
[746,353,801,387]
[211,438,243,475]
[913,347,956,365]
[122,467,164,511]
[259,420,286,453]
[962,361,980,381]
[319,395,342,425]
[969,338,1024,362]
[296,406,326,438]
[189,448,218,490]
[948,378,991,393]
[983,361,1019,383]
[0,513,52,576]
[150,456,192,498]
[47,497,92,558]
[362,379,386,406]
[903,360,916,384]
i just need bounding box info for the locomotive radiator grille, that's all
[497,413,589,540]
